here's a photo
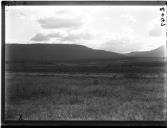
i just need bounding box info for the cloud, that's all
[149,26,162,37]
[38,17,83,29]
[148,19,162,37]
[100,38,143,53]
[31,33,50,41]
[47,33,62,38]
[31,32,63,42]
[30,32,92,42]
[60,33,92,42]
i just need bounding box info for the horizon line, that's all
[5,42,165,54]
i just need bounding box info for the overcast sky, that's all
[6,6,166,53]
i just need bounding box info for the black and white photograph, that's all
[3,1,167,123]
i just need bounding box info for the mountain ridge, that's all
[5,44,165,62]
[126,45,165,58]
[5,43,125,62]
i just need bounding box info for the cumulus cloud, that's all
[31,32,92,42]
[31,32,62,41]
[31,33,50,41]
[60,33,92,42]
[38,17,83,29]
[47,33,62,38]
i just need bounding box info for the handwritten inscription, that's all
[160,7,166,26]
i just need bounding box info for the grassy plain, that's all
[5,72,165,120]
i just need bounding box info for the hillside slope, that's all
[126,46,165,57]
[5,43,125,62]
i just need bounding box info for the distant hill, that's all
[5,43,125,62]
[126,46,166,58]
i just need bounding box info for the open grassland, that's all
[6,57,166,73]
[5,72,166,120]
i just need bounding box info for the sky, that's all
[5,6,166,53]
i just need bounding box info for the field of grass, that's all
[5,72,166,120]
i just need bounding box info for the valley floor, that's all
[5,72,166,120]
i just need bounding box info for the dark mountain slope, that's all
[126,46,166,58]
[5,43,125,62]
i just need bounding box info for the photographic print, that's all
[3,1,167,123]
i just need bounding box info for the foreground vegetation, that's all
[5,72,165,120]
